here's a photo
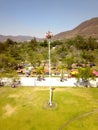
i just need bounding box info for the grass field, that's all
[0,86,98,130]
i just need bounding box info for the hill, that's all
[0,35,42,42]
[0,35,34,42]
[53,17,98,40]
[0,17,98,42]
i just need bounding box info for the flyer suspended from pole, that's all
[46,31,53,39]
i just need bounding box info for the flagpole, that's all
[46,31,53,106]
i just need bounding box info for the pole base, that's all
[49,101,52,107]
[43,101,57,110]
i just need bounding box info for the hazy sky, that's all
[0,0,98,38]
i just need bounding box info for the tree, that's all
[51,51,59,68]
[56,43,67,59]
[0,42,6,53]
[86,36,97,50]
[76,67,95,87]
[29,38,38,51]
[74,35,86,50]
[39,40,48,47]
[57,64,66,82]
[5,39,14,47]
[36,66,44,81]
[81,50,95,63]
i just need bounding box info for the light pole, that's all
[46,31,53,106]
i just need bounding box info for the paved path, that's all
[20,77,98,87]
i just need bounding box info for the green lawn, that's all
[0,86,98,130]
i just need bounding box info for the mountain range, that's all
[53,17,98,40]
[0,17,98,42]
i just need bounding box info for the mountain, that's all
[0,35,42,42]
[0,17,98,42]
[0,35,34,42]
[53,17,98,40]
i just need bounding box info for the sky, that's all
[0,0,98,38]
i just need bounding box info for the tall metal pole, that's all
[46,31,53,106]
[48,39,52,106]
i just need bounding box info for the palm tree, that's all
[36,66,44,81]
[57,64,66,82]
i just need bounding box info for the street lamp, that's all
[46,31,53,106]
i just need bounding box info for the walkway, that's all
[20,77,98,87]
